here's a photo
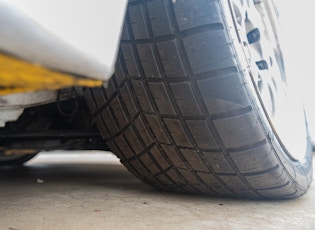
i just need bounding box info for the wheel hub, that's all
[232,0,308,160]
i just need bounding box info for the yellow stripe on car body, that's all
[0,53,103,95]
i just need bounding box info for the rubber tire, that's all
[85,0,312,199]
[0,154,37,166]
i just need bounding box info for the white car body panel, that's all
[1,0,127,80]
[0,0,127,126]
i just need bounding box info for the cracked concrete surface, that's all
[0,151,314,230]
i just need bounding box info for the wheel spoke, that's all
[232,0,308,160]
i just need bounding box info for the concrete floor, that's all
[0,151,314,230]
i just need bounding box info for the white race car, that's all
[0,0,312,199]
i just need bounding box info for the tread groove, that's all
[166,0,261,197]
[162,0,239,195]
[123,5,201,191]
[243,164,280,177]
[141,0,217,193]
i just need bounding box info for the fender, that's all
[0,0,127,126]
[0,0,128,85]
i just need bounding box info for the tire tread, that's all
[85,0,312,199]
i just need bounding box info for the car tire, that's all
[85,0,312,199]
